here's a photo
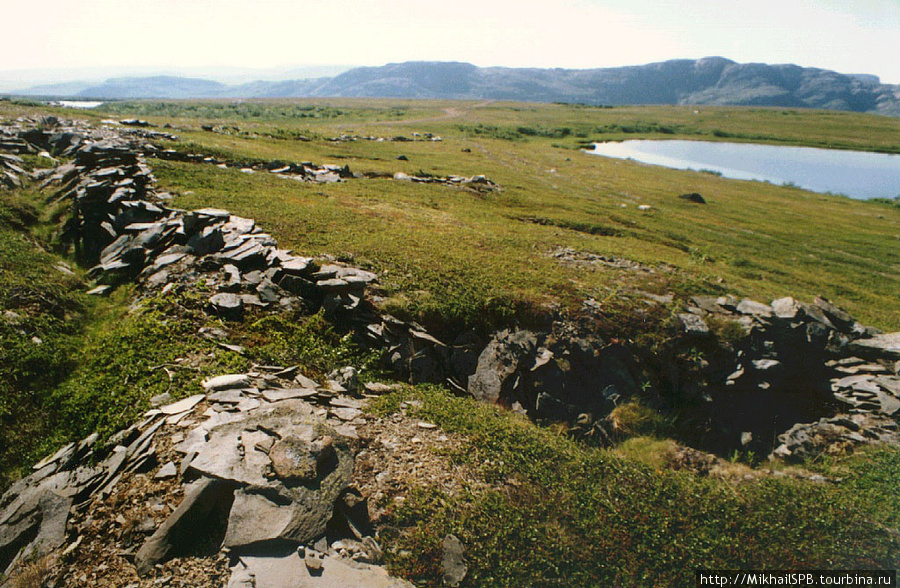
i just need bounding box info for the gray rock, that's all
[736,299,773,318]
[316,278,353,293]
[689,296,727,315]
[134,477,235,575]
[256,279,282,304]
[203,374,252,391]
[208,389,246,404]
[154,461,178,480]
[261,388,317,402]
[181,401,353,549]
[468,330,538,404]
[771,296,799,319]
[187,225,225,256]
[328,366,359,393]
[232,550,414,588]
[279,257,316,277]
[814,297,856,332]
[210,293,244,321]
[159,394,205,415]
[677,192,706,204]
[0,476,72,576]
[441,534,467,587]
[678,313,709,336]
[849,332,900,361]
[222,264,242,292]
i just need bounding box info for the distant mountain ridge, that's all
[10,58,900,116]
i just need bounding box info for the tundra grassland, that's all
[1,98,898,586]
[93,98,900,332]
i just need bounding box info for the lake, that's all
[46,101,104,109]
[587,140,900,200]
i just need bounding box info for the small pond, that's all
[587,140,900,200]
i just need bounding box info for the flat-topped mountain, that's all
[9,57,900,115]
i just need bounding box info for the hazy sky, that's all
[3,0,900,83]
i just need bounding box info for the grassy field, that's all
[70,98,900,332]
[1,98,899,585]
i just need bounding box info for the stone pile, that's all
[10,118,460,386]
[675,295,900,459]
[32,135,379,317]
[154,148,498,191]
[389,171,499,191]
[0,115,90,157]
[50,140,163,263]
[0,367,410,587]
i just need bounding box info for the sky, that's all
[2,0,899,85]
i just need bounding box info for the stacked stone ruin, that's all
[675,295,900,459]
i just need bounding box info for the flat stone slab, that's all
[849,333,900,361]
[736,299,773,317]
[232,551,414,588]
[262,388,318,402]
[159,394,205,415]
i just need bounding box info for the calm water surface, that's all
[47,101,104,109]
[587,140,900,200]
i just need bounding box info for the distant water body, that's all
[587,140,900,200]
[47,101,104,109]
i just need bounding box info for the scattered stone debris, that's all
[326,132,442,143]
[549,247,675,274]
[153,145,496,191]
[0,364,413,586]
[120,119,152,128]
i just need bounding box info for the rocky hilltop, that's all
[11,58,900,116]
[0,115,898,586]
